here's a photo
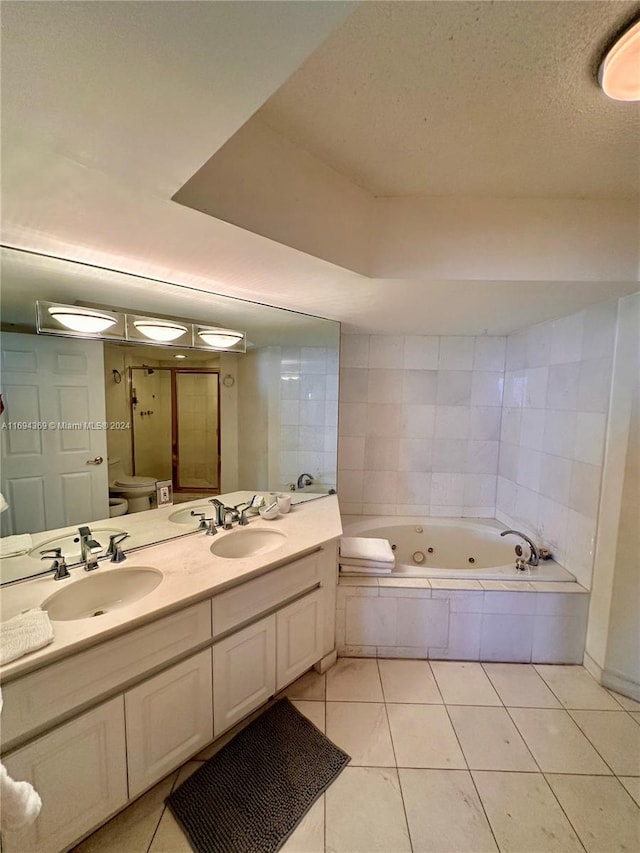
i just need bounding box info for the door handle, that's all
[86,456,104,465]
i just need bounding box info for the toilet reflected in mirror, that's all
[107,457,157,514]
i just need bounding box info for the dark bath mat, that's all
[167,697,350,853]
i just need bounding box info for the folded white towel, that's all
[340,536,394,564]
[1,609,54,665]
[0,534,33,559]
[340,564,392,575]
[340,557,395,570]
[0,689,42,830]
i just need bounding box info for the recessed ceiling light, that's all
[133,319,188,342]
[599,18,640,101]
[48,306,117,333]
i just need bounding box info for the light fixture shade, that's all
[599,19,640,101]
[47,305,118,333]
[132,319,188,342]
[197,328,244,349]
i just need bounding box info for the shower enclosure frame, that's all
[129,366,221,495]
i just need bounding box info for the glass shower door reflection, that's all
[175,371,220,491]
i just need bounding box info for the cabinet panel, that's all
[212,552,320,635]
[125,649,213,798]
[212,615,276,736]
[2,601,212,748]
[276,589,324,691]
[2,697,127,853]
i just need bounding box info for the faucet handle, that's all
[40,547,63,559]
[190,511,208,530]
[41,548,70,580]
[108,532,129,563]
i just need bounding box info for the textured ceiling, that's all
[258,0,640,198]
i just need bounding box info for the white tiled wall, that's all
[496,300,618,588]
[278,346,339,488]
[338,335,506,517]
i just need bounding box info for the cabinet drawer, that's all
[2,601,212,747]
[212,552,321,635]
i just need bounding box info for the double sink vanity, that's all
[0,492,342,853]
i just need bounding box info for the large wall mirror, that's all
[0,247,339,577]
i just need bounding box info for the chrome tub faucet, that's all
[500,529,540,566]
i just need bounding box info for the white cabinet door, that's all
[212,614,276,736]
[125,649,213,798]
[2,697,127,853]
[276,589,324,691]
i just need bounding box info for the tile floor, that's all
[74,661,640,853]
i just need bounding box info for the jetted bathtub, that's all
[340,516,575,582]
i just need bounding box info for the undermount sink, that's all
[168,505,213,525]
[43,568,163,621]
[28,528,125,562]
[210,528,287,559]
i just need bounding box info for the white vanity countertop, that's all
[0,493,342,683]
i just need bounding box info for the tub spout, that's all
[500,529,540,566]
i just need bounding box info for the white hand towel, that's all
[0,689,42,831]
[340,557,396,570]
[0,762,42,831]
[0,534,33,559]
[0,492,8,513]
[0,609,54,665]
[340,564,392,575]
[340,536,395,564]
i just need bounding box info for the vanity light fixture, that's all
[174,354,187,359]
[197,327,244,349]
[599,17,640,101]
[36,301,246,352]
[47,305,117,333]
[132,318,188,342]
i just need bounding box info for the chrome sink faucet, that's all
[500,529,540,566]
[78,526,102,571]
[297,473,314,489]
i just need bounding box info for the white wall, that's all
[585,293,640,698]
[496,300,618,588]
[337,334,505,516]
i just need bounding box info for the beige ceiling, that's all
[1,1,638,338]
[258,0,640,198]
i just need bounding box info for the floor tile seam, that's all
[502,705,548,775]
[431,668,504,709]
[530,664,576,709]
[470,768,590,853]
[541,771,633,852]
[142,767,185,853]
[380,693,415,853]
[480,661,561,708]
[533,665,623,713]
[605,687,638,711]
[563,709,633,776]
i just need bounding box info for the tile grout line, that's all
[434,673,503,853]
[376,658,414,853]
